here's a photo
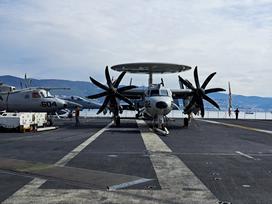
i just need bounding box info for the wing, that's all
[171,89,194,99]
[40,87,71,91]
[121,87,146,99]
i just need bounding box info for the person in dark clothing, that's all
[234,108,240,120]
[75,106,80,127]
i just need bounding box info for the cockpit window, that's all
[150,90,160,96]
[40,92,45,98]
[32,91,41,98]
[160,90,168,96]
[149,89,168,96]
[46,91,53,98]
[41,90,53,98]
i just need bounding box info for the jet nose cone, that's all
[156,101,168,109]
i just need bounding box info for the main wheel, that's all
[47,118,53,126]
[116,116,120,127]
[184,118,189,127]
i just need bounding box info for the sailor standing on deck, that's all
[75,106,80,127]
[234,108,240,120]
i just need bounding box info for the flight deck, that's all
[0,118,272,204]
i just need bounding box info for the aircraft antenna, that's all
[161,78,165,87]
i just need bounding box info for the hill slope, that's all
[0,75,100,97]
[1,75,271,111]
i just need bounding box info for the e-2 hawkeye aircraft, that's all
[87,63,225,135]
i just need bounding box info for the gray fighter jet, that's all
[58,95,101,110]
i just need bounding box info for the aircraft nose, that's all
[156,101,168,109]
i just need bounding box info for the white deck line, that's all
[55,122,112,166]
[136,119,218,202]
[4,119,219,204]
[201,119,272,135]
[108,178,153,190]
[3,122,113,203]
[235,151,256,160]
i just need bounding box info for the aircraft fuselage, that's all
[143,86,173,118]
[0,89,67,113]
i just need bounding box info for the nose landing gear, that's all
[153,115,169,136]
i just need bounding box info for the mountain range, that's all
[1,75,271,112]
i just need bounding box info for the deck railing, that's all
[80,109,272,120]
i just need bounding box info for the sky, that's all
[0,0,271,97]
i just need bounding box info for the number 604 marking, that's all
[41,101,57,107]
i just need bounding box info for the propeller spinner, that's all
[179,66,225,117]
[87,66,136,114]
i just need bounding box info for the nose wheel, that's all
[153,115,169,136]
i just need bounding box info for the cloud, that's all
[0,0,271,96]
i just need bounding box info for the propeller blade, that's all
[86,91,107,99]
[194,66,200,88]
[198,97,205,117]
[178,76,195,90]
[90,77,108,91]
[203,94,220,110]
[97,96,110,114]
[201,72,216,89]
[105,66,112,88]
[205,88,225,94]
[117,85,137,93]
[115,92,133,106]
[184,95,196,112]
[113,71,126,88]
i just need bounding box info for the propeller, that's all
[87,66,136,114]
[179,66,225,117]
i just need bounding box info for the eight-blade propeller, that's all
[179,66,225,117]
[87,66,136,114]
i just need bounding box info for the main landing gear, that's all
[183,114,191,127]
[113,115,120,127]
